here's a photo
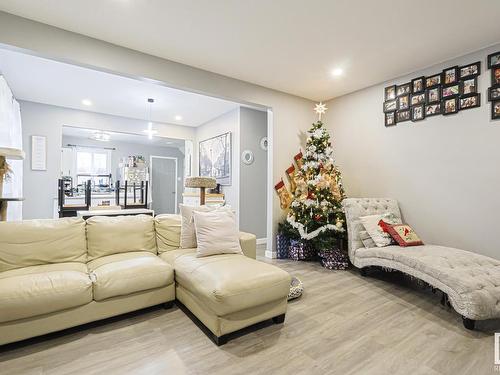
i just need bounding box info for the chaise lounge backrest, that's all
[342,198,402,262]
[0,217,87,272]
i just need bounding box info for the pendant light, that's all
[143,98,158,140]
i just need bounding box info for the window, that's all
[76,149,110,175]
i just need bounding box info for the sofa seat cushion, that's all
[87,252,174,301]
[163,252,291,316]
[0,263,92,323]
[354,245,500,320]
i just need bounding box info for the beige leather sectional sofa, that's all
[0,214,291,346]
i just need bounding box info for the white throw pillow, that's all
[179,204,213,248]
[359,213,401,247]
[192,210,242,257]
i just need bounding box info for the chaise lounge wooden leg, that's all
[462,317,475,330]
[359,267,368,277]
[163,301,174,309]
[272,314,286,324]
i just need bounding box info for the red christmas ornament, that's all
[314,214,322,221]
[307,191,315,199]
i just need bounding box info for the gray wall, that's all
[239,107,267,238]
[62,135,185,211]
[325,43,500,259]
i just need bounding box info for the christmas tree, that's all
[285,102,346,251]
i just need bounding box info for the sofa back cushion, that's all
[86,215,156,260]
[155,214,181,253]
[0,218,87,272]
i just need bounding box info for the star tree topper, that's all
[314,102,328,120]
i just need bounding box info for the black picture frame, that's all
[442,83,461,98]
[488,85,500,101]
[487,51,500,69]
[492,67,500,86]
[411,104,425,122]
[443,66,459,85]
[385,112,396,127]
[493,100,500,120]
[410,93,425,106]
[396,83,411,97]
[425,103,442,117]
[460,77,477,95]
[384,85,397,101]
[459,93,481,111]
[396,109,410,123]
[459,61,481,79]
[426,86,441,104]
[442,97,459,115]
[383,99,398,113]
[425,73,442,88]
[398,94,410,110]
[411,76,425,93]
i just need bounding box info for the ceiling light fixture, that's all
[331,68,343,77]
[175,115,183,121]
[143,98,158,140]
[90,131,110,142]
[82,99,92,106]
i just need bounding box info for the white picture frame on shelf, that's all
[31,135,47,171]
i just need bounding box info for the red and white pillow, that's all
[379,220,423,247]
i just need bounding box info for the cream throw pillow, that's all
[179,204,213,248]
[192,210,242,257]
[359,213,401,247]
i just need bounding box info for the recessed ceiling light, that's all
[82,99,92,106]
[331,68,343,77]
[175,115,183,121]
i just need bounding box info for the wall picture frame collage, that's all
[383,60,482,127]
[487,51,500,120]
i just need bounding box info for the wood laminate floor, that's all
[1,257,499,375]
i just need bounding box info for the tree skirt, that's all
[287,276,303,301]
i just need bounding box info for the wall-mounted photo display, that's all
[385,112,396,127]
[411,105,425,122]
[426,86,441,104]
[443,66,459,84]
[488,51,500,69]
[492,67,500,86]
[384,85,396,100]
[411,77,425,93]
[383,99,398,112]
[398,94,410,110]
[493,100,500,120]
[426,73,442,88]
[459,62,481,79]
[425,103,441,117]
[410,93,425,106]
[459,94,481,110]
[442,83,460,98]
[443,97,459,115]
[461,77,477,95]
[396,109,410,122]
[396,83,411,96]
[488,86,500,101]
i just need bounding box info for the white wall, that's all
[0,12,315,255]
[325,43,500,259]
[21,100,194,219]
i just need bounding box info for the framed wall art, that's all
[199,132,232,185]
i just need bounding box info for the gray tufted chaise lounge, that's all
[343,198,500,330]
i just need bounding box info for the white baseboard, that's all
[256,238,267,245]
[265,250,276,259]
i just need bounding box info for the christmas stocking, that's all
[274,179,292,210]
[286,165,297,193]
[294,151,303,169]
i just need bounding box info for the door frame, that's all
[149,155,179,214]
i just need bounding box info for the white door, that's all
[150,157,177,214]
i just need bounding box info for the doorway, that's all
[150,156,178,214]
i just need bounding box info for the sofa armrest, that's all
[239,231,257,259]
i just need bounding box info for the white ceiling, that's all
[0,1,499,101]
[0,48,238,126]
[62,126,186,148]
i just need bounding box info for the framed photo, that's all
[493,100,500,120]
[410,93,425,106]
[459,61,481,79]
[488,85,500,101]
[443,66,459,84]
[461,77,477,95]
[411,76,425,93]
[396,109,410,123]
[199,132,232,185]
[443,97,459,115]
[411,104,425,122]
[442,83,460,98]
[492,67,500,86]
[459,94,480,110]
[384,85,396,101]
[398,94,410,110]
[396,83,411,97]
[383,99,398,113]
[425,103,441,117]
[385,112,396,127]
[487,51,500,69]
[426,87,441,104]
[426,73,442,88]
